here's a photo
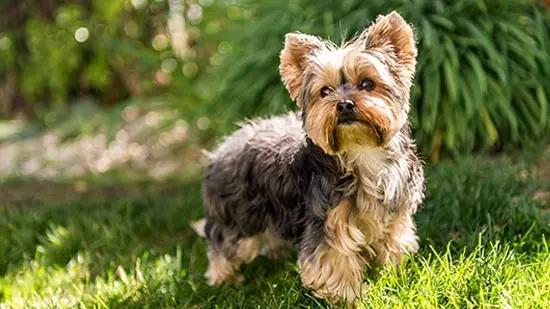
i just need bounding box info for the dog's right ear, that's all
[279,33,323,102]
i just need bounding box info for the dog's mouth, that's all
[337,119,358,125]
[328,120,386,153]
[336,114,358,125]
[336,117,384,146]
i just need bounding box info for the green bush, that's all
[213,0,550,159]
[0,0,226,125]
[2,1,157,112]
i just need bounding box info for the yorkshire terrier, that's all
[192,11,425,304]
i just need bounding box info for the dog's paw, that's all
[352,283,369,308]
[309,281,369,307]
[205,270,244,286]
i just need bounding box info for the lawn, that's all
[0,153,549,308]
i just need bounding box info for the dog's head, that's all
[280,11,417,154]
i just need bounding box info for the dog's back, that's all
[199,111,352,253]
[201,112,305,242]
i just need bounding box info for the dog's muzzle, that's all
[336,99,356,124]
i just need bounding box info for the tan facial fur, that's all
[279,11,417,154]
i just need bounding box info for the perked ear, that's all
[362,11,417,81]
[279,33,324,102]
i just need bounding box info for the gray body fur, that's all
[201,111,423,260]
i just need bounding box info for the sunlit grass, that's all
[0,154,549,308]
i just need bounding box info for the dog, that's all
[192,11,425,304]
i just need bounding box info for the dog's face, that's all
[280,11,417,154]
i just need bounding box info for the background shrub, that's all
[212,0,550,159]
[0,0,228,124]
[1,0,549,159]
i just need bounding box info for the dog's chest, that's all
[346,149,409,246]
[349,148,407,209]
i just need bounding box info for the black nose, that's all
[337,100,355,113]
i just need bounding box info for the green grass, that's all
[0,155,549,308]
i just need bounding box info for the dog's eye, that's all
[358,78,375,91]
[320,86,331,98]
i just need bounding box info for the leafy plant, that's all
[0,0,226,126]
[212,0,550,159]
[21,14,83,107]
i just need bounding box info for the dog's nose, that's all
[337,100,355,113]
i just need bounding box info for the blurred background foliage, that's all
[1,0,549,160]
[0,0,232,123]
[213,0,550,160]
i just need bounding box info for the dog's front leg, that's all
[374,210,419,267]
[298,200,368,304]
[298,244,367,304]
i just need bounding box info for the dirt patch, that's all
[0,180,187,208]
[534,145,550,179]
[0,105,210,181]
[533,145,550,205]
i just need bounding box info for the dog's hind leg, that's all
[204,248,244,285]
[259,228,290,260]
[194,219,263,285]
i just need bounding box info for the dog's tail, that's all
[190,218,208,238]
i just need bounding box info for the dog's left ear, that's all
[361,11,417,83]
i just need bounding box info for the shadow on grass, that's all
[0,154,548,308]
[0,179,199,274]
